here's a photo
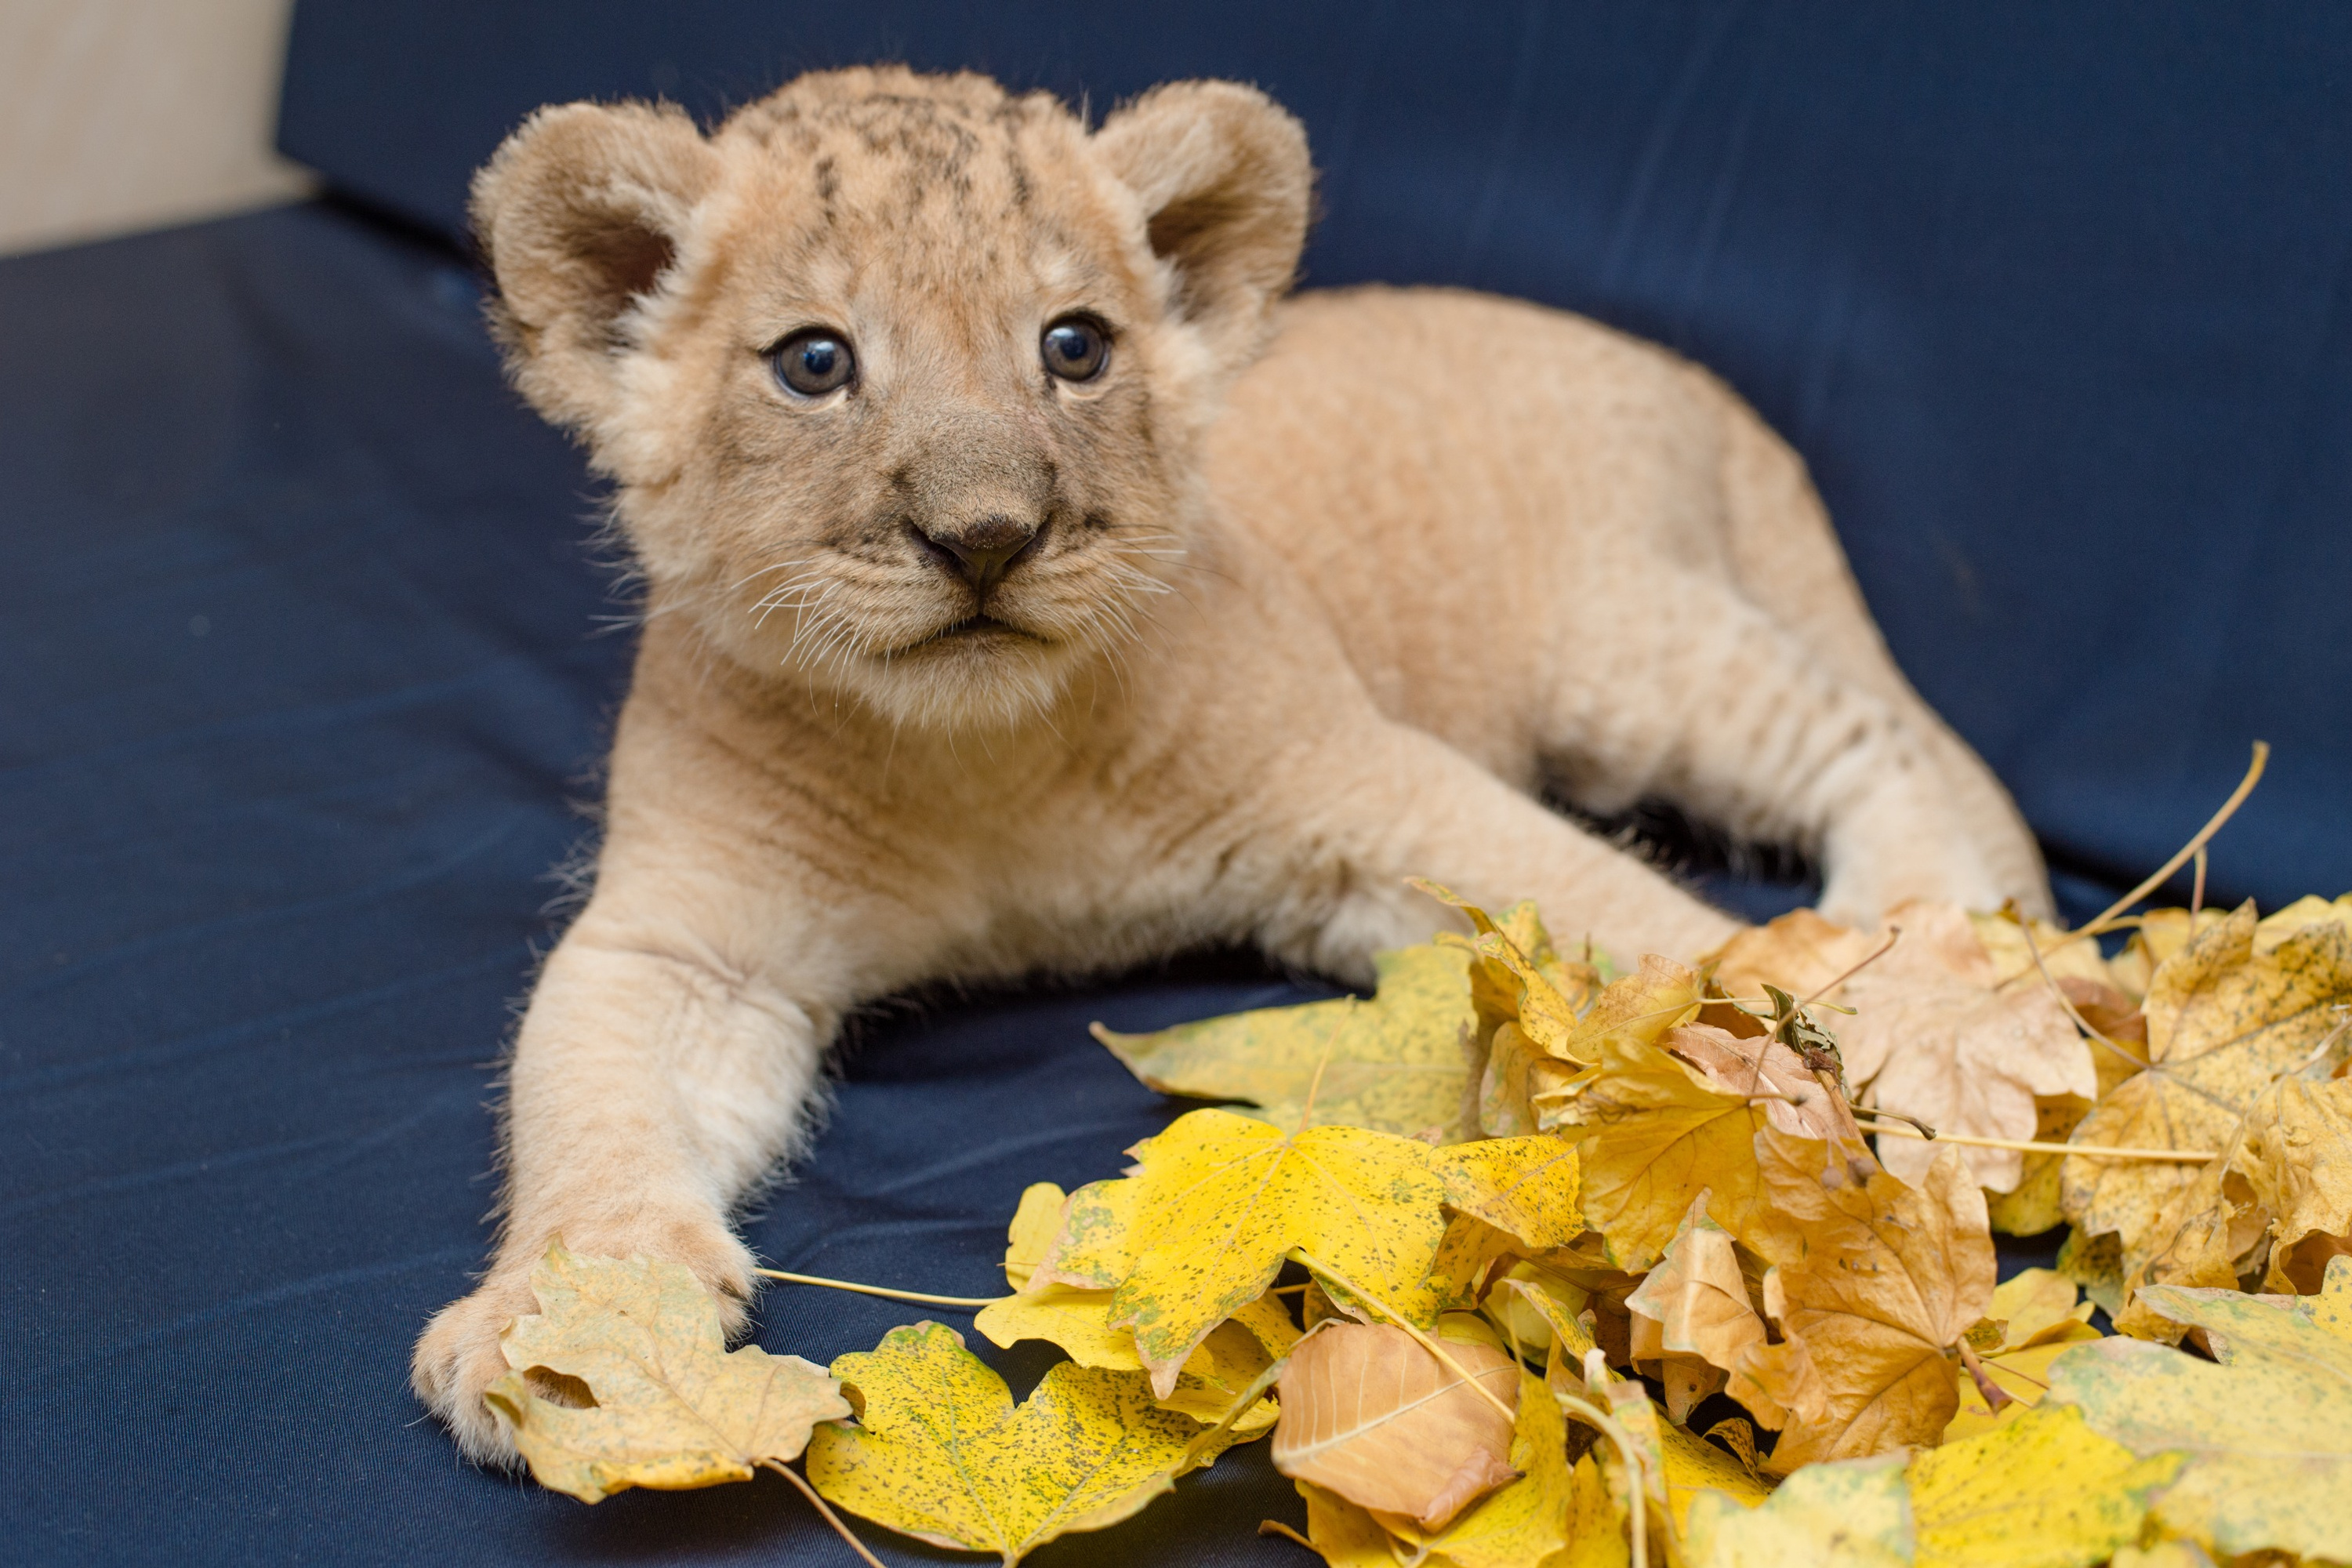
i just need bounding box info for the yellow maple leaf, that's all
[1432,1131,1584,1250]
[482,1241,850,1504]
[1944,1269,2103,1440]
[1680,1452,1912,1568]
[1534,959,1751,1271]
[975,1180,1293,1436]
[1736,1132,1995,1472]
[1030,1106,1449,1395]
[1905,1403,2178,1568]
[2063,901,2352,1261]
[805,1320,1232,1566]
[2048,1257,2352,1563]
[1093,943,1479,1141]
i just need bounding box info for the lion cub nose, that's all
[920,515,1040,595]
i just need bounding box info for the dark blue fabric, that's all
[0,205,1335,1565]
[277,0,2352,915]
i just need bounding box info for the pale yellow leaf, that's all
[481,1241,850,1504]
[1093,943,1479,1141]
[1681,1452,1912,1568]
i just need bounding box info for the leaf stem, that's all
[753,1268,1001,1308]
[1854,1116,2213,1160]
[1955,1339,2017,1415]
[1288,1249,1517,1423]
[1553,1391,1650,1568]
[757,1459,888,1568]
[1257,1519,1317,1550]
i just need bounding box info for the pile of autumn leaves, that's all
[483,882,2352,1568]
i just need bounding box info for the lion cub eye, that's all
[769,328,856,397]
[1040,317,1109,383]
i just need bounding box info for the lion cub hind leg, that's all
[1242,716,1744,981]
[1541,569,2008,930]
[1712,399,2051,916]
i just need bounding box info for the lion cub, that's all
[414,67,2047,1459]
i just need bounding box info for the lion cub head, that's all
[472,67,1310,728]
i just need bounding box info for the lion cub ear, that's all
[1094,82,1312,368]
[470,101,719,435]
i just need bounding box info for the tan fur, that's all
[413,67,2048,1461]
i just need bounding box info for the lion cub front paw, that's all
[412,1220,758,1465]
[412,1276,540,1465]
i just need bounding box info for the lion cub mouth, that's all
[916,613,1038,648]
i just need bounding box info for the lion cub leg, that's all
[1545,572,2007,927]
[1237,716,1744,978]
[410,916,826,1464]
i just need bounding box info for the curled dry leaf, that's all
[1093,942,1479,1142]
[482,1241,851,1504]
[1269,1319,1519,1531]
[1381,1369,1573,1568]
[2064,901,2352,1264]
[806,1321,1235,1566]
[1030,1106,1448,1396]
[1735,1132,1996,1472]
[2238,1074,2352,1293]
[2048,1258,2352,1565]
[1624,1192,1768,1422]
[1836,900,2096,1191]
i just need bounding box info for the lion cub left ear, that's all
[1094,82,1312,368]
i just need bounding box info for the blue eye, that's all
[1041,318,1109,382]
[770,328,855,396]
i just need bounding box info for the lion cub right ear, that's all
[470,101,719,436]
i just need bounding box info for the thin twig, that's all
[2013,902,2146,1076]
[2044,741,2270,956]
[1797,926,1904,1008]
[1290,1250,1517,1423]
[753,1268,1000,1308]
[2190,844,2209,920]
[1856,1116,2214,1160]
[757,1460,888,1568]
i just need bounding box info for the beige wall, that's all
[0,0,314,258]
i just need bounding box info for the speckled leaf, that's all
[805,1321,1232,1566]
[2046,1257,2352,1563]
[1034,1107,1448,1396]
[1432,1132,1584,1250]
[1906,1403,2177,1568]
[482,1241,850,1503]
[1681,1452,1912,1568]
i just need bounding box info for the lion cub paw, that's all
[411,1218,758,1466]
